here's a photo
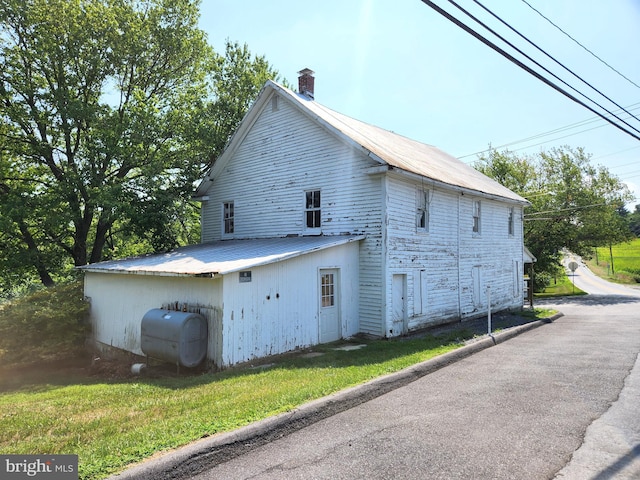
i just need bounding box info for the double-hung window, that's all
[472,200,481,234]
[508,207,514,236]
[416,189,430,232]
[223,201,234,235]
[305,190,321,232]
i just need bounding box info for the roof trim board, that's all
[80,235,365,277]
[194,80,528,205]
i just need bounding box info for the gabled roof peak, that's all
[196,79,528,205]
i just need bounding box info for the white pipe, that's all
[131,363,147,375]
[487,285,492,335]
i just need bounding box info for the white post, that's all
[487,285,492,335]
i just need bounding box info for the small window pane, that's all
[508,207,514,235]
[472,200,481,233]
[224,201,234,234]
[321,273,334,307]
[417,190,429,231]
[305,190,321,229]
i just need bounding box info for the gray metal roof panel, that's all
[273,82,528,204]
[80,235,364,276]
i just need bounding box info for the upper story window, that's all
[223,201,234,235]
[472,200,481,234]
[508,207,514,236]
[416,189,430,232]
[305,190,321,231]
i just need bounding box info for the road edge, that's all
[108,313,563,480]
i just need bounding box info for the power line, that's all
[593,147,640,162]
[433,0,640,140]
[525,202,611,216]
[471,0,640,131]
[419,0,640,144]
[520,0,640,91]
[460,121,608,159]
[458,102,640,159]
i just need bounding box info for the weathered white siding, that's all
[201,93,379,241]
[218,240,360,366]
[84,273,222,357]
[200,91,385,336]
[457,195,524,318]
[85,80,529,368]
[85,238,359,368]
[384,174,525,334]
[196,87,527,341]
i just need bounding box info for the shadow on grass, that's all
[0,311,547,394]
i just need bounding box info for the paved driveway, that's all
[112,269,640,480]
[181,295,639,480]
[563,253,640,297]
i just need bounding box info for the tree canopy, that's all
[474,146,634,290]
[0,0,282,294]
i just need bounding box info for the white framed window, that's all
[472,200,481,234]
[508,207,514,236]
[321,272,335,307]
[416,189,430,232]
[223,201,234,235]
[305,190,321,232]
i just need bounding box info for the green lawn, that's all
[0,310,553,480]
[0,334,463,479]
[587,238,640,284]
[536,272,587,297]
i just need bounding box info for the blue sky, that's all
[199,0,640,208]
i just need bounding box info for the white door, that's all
[472,265,482,307]
[392,274,407,335]
[319,269,340,343]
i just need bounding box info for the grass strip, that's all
[588,238,640,284]
[0,310,551,480]
[535,272,586,297]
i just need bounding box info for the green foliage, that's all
[176,39,286,178]
[475,146,634,291]
[0,281,90,365]
[0,1,284,292]
[535,272,587,297]
[629,205,640,237]
[590,238,640,283]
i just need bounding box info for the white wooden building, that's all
[83,70,529,368]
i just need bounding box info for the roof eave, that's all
[194,81,281,197]
[81,267,219,278]
[217,234,365,275]
[268,82,387,167]
[379,167,530,205]
[80,235,366,277]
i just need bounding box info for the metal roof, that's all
[524,246,537,263]
[195,81,528,205]
[80,235,364,277]
[273,82,528,204]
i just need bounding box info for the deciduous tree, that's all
[475,146,633,290]
[0,0,282,292]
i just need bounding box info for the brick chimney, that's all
[298,68,315,99]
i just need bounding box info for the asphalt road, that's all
[112,268,640,480]
[563,253,640,297]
